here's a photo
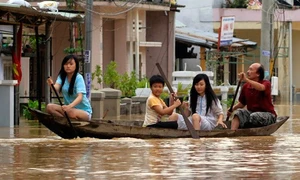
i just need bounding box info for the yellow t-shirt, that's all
[143,93,167,127]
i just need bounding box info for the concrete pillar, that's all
[135,9,140,77]
[260,0,275,78]
[200,47,206,70]
[131,96,148,114]
[100,88,121,117]
[278,22,290,103]
[223,57,229,85]
[91,90,105,119]
[220,86,229,115]
[237,54,245,74]
[0,80,17,127]
[121,97,132,115]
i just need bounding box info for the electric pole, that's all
[84,0,92,99]
[260,0,275,79]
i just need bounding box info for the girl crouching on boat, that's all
[178,74,227,130]
[46,55,92,121]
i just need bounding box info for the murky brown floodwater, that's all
[1,104,300,179]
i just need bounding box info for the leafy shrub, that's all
[137,76,149,88]
[221,98,234,107]
[92,65,102,90]
[177,82,191,97]
[119,71,138,97]
[22,100,46,120]
[103,61,120,88]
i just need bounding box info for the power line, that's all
[75,0,143,16]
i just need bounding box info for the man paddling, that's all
[227,63,277,130]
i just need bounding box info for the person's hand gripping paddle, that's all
[156,63,199,139]
[48,77,78,137]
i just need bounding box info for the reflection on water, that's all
[1,136,300,179]
[0,105,300,179]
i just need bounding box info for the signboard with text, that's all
[85,72,91,100]
[218,16,235,47]
[84,50,91,63]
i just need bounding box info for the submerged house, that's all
[174,20,257,86]
[0,2,84,125]
[0,0,182,123]
[174,0,258,86]
[212,0,300,102]
[46,0,181,85]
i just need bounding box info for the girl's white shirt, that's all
[194,95,223,126]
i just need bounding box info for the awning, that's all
[0,3,84,26]
[175,33,213,49]
[175,26,257,49]
[277,0,300,8]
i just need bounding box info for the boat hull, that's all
[30,109,289,139]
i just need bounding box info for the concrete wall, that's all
[103,19,115,77]
[176,0,213,32]
[213,8,300,22]
[114,19,127,75]
[52,22,70,79]
[90,10,103,87]
[146,11,175,81]
[51,7,173,87]
[213,0,226,8]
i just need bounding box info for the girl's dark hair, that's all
[149,75,165,87]
[190,74,218,115]
[58,54,79,95]
[257,64,265,80]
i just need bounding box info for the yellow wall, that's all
[234,29,261,68]
[212,29,262,72]
[292,30,300,89]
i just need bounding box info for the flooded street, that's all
[1,104,300,179]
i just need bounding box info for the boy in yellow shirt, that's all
[143,75,184,129]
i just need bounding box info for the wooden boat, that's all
[29,109,289,139]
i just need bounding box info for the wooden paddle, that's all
[226,79,242,121]
[50,83,78,137]
[156,63,199,139]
